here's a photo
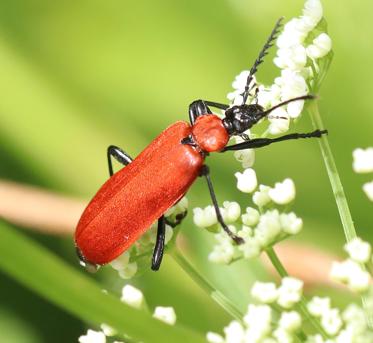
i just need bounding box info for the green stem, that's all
[307,102,373,327]
[307,101,357,241]
[169,246,244,321]
[266,247,329,339]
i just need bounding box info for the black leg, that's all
[200,165,244,245]
[107,145,133,176]
[151,215,166,271]
[189,99,230,125]
[221,130,328,152]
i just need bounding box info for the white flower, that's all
[279,311,302,332]
[280,212,303,235]
[153,306,177,325]
[206,332,225,343]
[307,33,332,59]
[235,168,258,193]
[276,18,308,49]
[330,259,371,292]
[234,136,255,168]
[253,185,272,207]
[223,320,245,343]
[274,44,307,71]
[110,251,138,279]
[238,236,261,259]
[193,206,217,228]
[118,262,138,279]
[353,148,373,173]
[342,304,368,334]
[273,328,294,343]
[268,179,296,205]
[363,181,373,201]
[277,277,303,309]
[120,285,144,309]
[251,281,278,303]
[79,330,106,343]
[100,324,116,337]
[302,0,323,27]
[321,308,343,336]
[344,237,371,264]
[221,201,241,224]
[241,207,260,226]
[255,210,282,247]
[268,107,290,135]
[208,237,235,264]
[244,304,272,341]
[307,296,331,317]
[164,196,188,217]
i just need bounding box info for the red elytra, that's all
[75,117,226,265]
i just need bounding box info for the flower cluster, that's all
[110,197,188,279]
[206,277,304,343]
[330,237,372,293]
[194,171,302,264]
[78,284,177,343]
[353,147,373,201]
[207,247,373,343]
[228,0,332,136]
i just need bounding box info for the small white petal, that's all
[268,107,290,135]
[118,262,138,279]
[255,210,282,247]
[363,181,373,201]
[238,236,261,259]
[307,296,331,317]
[277,277,303,309]
[253,185,271,207]
[235,168,258,193]
[268,178,296,205]
[344,237,371,263]
[234,148,255,169]
[206,332,225,343]
[279,311,302,332]
[241,207,260,226]
[110,251,130,271]
[287,99,305,118]
[79,330,106,343]
[280,212,303,235]
[313,33,332,55]
[121,285,144,309]
[321,308,343,336]
[193,206,217,228]
[222,201,241,223]
[223,320,245,343]
[302,0,323,27]
[153,307,177,325]
[353,148,373,173]
[100,324,116,337]
[251,281,278,303]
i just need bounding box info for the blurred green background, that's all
[0,0,372,342]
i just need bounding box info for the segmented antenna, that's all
[241,17,284,105]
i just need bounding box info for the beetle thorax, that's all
[191,114,229,152]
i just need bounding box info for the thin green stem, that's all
[307,101,357,241]
[266,247,329,339]
[168,246,244,321]
[307,101,373,327]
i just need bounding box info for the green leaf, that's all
[0,221,205,343]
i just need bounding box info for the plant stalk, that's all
[266,247,329,339]
[169,247,244,321]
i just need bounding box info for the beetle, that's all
[75,18,327,272]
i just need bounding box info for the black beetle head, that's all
[222,104,265,136]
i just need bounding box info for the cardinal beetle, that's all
[75,18,327,272]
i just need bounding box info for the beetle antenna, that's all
[241,17,284,105]
[256,94,316,120]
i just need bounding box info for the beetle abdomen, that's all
[75,121,203,265]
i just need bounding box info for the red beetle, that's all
[75,18,326,272]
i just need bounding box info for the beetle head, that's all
[222,104,265,136]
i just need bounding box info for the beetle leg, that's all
[200,165,244,245]
[107,145,133,176]
[165,210,188,228]
[189,100,230,125]
[151,215,166,271]
[221,130,327,152]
